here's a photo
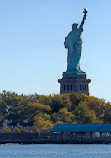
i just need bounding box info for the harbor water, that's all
[0,144,111,158]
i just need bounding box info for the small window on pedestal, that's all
[64,85,66,91]
[70,84,72,91]
[67,85,69,91]
[83,85,84,91]
[80,85,81,91]
[85,85,87,91]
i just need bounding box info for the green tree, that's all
[50,95,64,113]
[70,92,81,111]
[0,91,22,126]
[19,102,51,126]
[86,97,106,122]
[34,113,53,132]
[52,108,75,124]
[104,102,111,123]
[74,102,97,124]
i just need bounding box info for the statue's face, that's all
[72,24,78,31]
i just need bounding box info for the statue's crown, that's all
[72,23,78,27]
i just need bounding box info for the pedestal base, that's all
[58,73,91,94]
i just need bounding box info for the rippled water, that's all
[0,144,111,158]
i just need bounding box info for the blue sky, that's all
[0,0,111,101]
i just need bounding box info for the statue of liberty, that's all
[64,8,88,73]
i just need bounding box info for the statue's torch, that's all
[83,8,88,14]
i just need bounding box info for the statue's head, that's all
[72,23,78,30]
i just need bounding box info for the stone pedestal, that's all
[58,73,91,94]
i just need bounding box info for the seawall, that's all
[0,133,111,144]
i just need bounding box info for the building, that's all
[51,124,111,137]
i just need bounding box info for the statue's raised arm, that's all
[79,8,88,30]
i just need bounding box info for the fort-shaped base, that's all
[58,73,91,94]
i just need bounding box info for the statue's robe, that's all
[64,27,83,73]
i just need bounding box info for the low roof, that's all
[50,124,111,133]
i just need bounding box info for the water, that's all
[0,144,111,158]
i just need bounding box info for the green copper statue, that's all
[64,8,87,74]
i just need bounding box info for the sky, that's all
[0,0,111,102]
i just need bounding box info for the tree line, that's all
[0,90,111,132]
